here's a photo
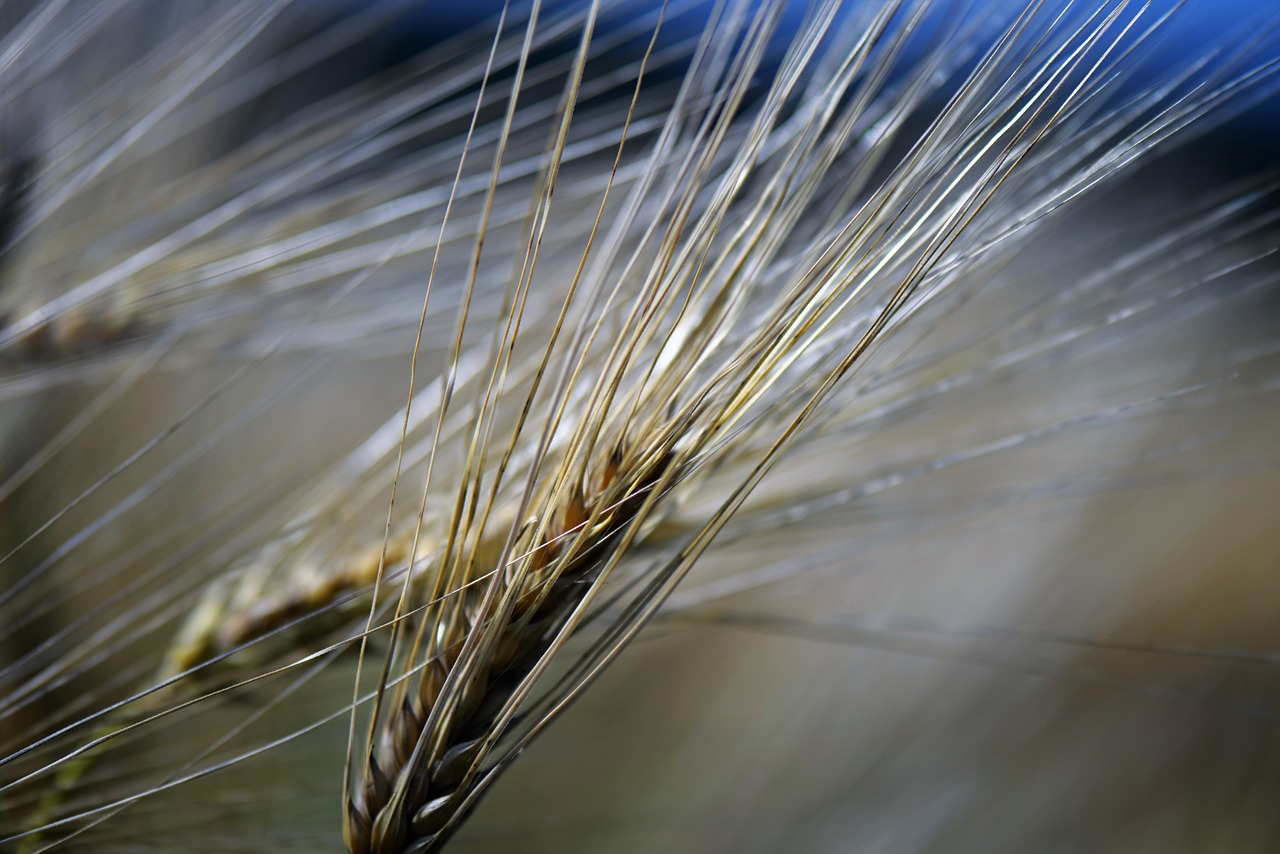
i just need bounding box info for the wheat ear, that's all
[2,0,1279,850]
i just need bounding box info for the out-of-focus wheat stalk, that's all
[1,0,1279,851]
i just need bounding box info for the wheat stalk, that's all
[1,0,1279,851]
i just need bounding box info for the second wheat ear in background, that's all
[2,0,1280,851]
